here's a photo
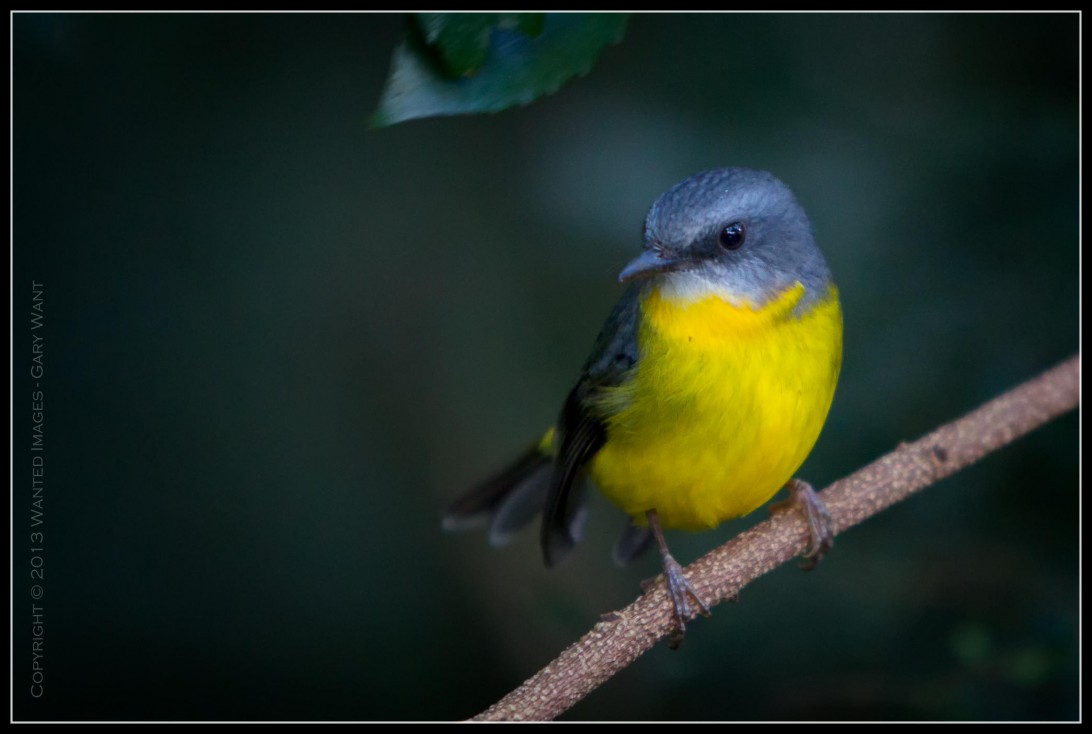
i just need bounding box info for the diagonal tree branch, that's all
[473,354,1080,722]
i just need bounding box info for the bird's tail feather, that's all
[443,443,554,547]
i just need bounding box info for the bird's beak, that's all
[618,248,692,283]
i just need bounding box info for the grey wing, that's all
[580,283,642,387]
[541,284,643,566]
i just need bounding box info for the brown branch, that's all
[472,354,1080,722]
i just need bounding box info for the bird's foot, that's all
[659,550,711,649]
[644,510,711,649]
[769,478,834,569]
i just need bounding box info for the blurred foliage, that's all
[416,13,547,77]
[12,11,1077,723]
[372,12,628,127]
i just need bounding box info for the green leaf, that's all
[371,13,629,128]
[415,13,546,78]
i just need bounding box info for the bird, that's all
[444,167,843,646]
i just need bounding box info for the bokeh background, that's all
[13,12,1078,722]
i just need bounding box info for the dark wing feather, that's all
[541,284,642,567]
[540,389,605,566]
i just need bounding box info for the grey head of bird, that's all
[618,167,832,310]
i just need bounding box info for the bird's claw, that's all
[770,478,834,569]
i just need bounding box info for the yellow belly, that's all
[589,282,843,530]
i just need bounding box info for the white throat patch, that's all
[657,270,750,308]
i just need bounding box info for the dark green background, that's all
[13,12,1078,722]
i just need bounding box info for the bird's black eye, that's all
[718,222,746,251]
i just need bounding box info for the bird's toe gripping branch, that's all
[770,477,834,570]
[645,510,711,649]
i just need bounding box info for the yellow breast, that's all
[588,281,843,530]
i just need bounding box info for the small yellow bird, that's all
[445,168,843,645]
